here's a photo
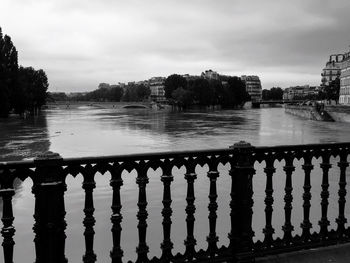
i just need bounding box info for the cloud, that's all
[1,0,350,91]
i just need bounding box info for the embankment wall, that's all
[285,105,333,121]
[325,105,350,123]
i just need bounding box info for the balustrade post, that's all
[263,158,275,248]
[228,141,255,263]
[32,152,67,263]
[319,154,331,242]
[282,157,295,245]
[184,159,197,261]
[135,161,149,263]
[0,168,15,263]
[206,165,219,258]
[301,154,313,242]
[82,164,97,263]
[110,166,124,263]
[336,151,348,240]
[160,161,174,262]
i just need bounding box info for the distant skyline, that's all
[1,0,350,92]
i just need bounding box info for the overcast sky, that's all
[1,0,350,92]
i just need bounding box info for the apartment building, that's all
[283,85,318,100]
[241,75,262,101]
[149,77,166,102]
[321,54,343,86]
[339,51,350,104]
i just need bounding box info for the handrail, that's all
[1,141,350,262]
[2,141,349,167]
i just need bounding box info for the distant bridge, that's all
[251,100,305,108]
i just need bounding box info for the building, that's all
[321,54,344,86]
[201,69,219,80]
[241,75,262,101]
[339,50,350,104]
[282,85,319,100]
[182,74,200,81]
[149,77,166,102]
[136,80,149,86]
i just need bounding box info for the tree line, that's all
[0,27,49,117]
[262,87,284,100]
[60,82,151,102]
[164,74,250,108]
[53,74,250,108]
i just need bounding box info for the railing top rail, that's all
[0,148,232,168]
[1,142,350,169]
[254,141,350,152]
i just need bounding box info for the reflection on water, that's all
[3,107,350,160]
[0,114,50,215]
[2,107,350,262]
[0,115,50,161]
[44,107,259,156]
[43,107,350,158]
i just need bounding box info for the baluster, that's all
[110,165,124,263]
[282,156,295,245]
[336,151,348,240]
[319,153,331,241]
[0,168,15,263]
[33,152,67,263]
[206,159,219,259]
[301,153,313,242]
[263,157,275,248]
[135,161,149,263]
[228,141,255,262]
[184,158,197,260]
[82,164,97,263]
[160,160,174,261]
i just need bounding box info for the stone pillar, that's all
[228,141,255,263]
[32,151,67,263]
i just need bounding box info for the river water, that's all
[1,106,350,262]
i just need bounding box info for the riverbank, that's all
[325,105,350,122]
[285,103,350,123]
[284,104,334,121]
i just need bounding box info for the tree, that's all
[210,79,224,105]
[0,28,18,117]
[188,78,215,106]
[0,27,49,117]
[17,67,49,114]
[110,85,124,101]
[0,30,11,116]
[262,87,283,100]
[47,92,68,102]
[171,87,193,108]
[164,74,187,98]
[98,83,110,89]
[33,69,49,111]
[319,78,340,102]
[136,84,151,101]
[223,77,249,107]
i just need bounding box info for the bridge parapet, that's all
[1,142,350,262]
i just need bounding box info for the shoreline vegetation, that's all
[0,27,48,118]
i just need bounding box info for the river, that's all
[1,106,350,262]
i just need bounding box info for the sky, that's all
[1,0,350,92]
